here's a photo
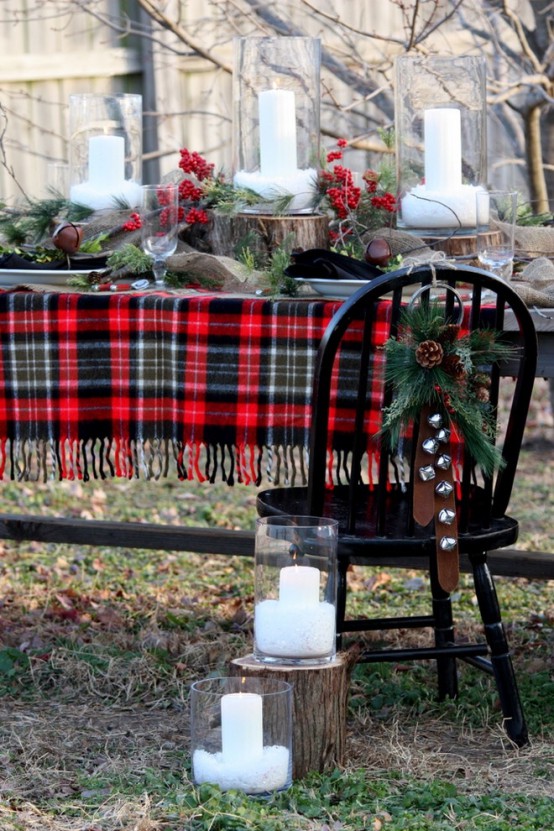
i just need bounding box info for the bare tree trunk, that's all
[524,104,549,213]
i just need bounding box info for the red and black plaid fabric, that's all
[0,292,392,483]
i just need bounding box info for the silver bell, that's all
[436,454,452,470]
[435,480,454,498]
[436,427,451,444]
[422,437,440,455]
[419,465,436,482]
[427,413,443,429]
[438,508,456,525]
[439,536,457,551]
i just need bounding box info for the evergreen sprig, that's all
[0,197,92,245]
[381,302,518,475]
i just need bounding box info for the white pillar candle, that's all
[88,135,125,189]
[279,564,320,606]
[258,89,298,178]
[221,692,263,763]
[424,108,462,192]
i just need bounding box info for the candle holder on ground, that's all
[232,36,321,214]
[254,515,338,666]
[190,676,292,794]
[69,93,143,211]
[395,55,487,236]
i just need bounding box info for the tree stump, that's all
[229,647,360,779]
[206,212,329,259]
[421,230,502,257]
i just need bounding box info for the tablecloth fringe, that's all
[0,438,313,487]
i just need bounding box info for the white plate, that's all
[0,268,97,287]
[296,278,370,298]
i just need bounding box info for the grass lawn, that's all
[0,381,552,830]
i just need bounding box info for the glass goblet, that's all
[140,183,180,287]
[476,189,518,280]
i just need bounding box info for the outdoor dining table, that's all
[0,287,551,579]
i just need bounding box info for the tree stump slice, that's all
[421,230,502,258]
[207,212,329,258]
[229,648,359,779]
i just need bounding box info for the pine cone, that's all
[442,354,466,378]
[415,339,444,368]
[439,323,461,344]
[474,372,491,389]
[475,385,490,403]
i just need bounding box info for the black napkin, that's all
[0,252,109,271]
[285,249,382,281]
[0,252,64,270]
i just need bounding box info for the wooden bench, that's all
[0,512,551,580]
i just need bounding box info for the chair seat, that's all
[257,484,519,558]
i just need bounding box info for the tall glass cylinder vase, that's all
[395,55,487,235]
[69,93,143,211]
[233,37,321,214]
[254,515,338,666]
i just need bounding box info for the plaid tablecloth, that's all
[0,292,392,484]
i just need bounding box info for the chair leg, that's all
[335,557,349,649]
[430,554,458,700]
[469,550,528,747]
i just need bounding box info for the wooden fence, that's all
[0,2,528,208]
[0,0,404,205]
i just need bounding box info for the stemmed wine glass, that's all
[140,183,180,287]
[476,190,518,280]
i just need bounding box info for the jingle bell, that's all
[438,508,456,525]
[436,454,452,470]
[436,427,451,444]
[419,465,436,481]
[435,480,454,498]
[439,536,457,551]
[422,437,440,455]
[427,413,443,429]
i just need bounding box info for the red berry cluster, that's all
[321,147,362,220]
[179,179,203,202]
[320,139,398,249]
[156,185,177,206]
[370,192,397,213]
[159,206,181,227]
[176,148,216,227]
[178,149,214,181]
[122,212,142,231]
[362,169,379,193]
[183,207,209,225]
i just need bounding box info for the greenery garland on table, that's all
[380,301,518,476]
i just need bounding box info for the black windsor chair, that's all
[257,264,538,747]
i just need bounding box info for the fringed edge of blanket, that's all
[0,438,314,487]
[0,438,389,489]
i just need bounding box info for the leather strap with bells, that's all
[408,282,464,593]
[413,404,459,592]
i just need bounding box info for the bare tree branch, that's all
[240,0,395,117]
[134,0,232,72]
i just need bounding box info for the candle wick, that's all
[289,543,303,560]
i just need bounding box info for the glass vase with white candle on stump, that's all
[395,55,487,236]
[232,37,321,214]
[190,676,292,794]
[253,516,338,665]
[68,93,143,211]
